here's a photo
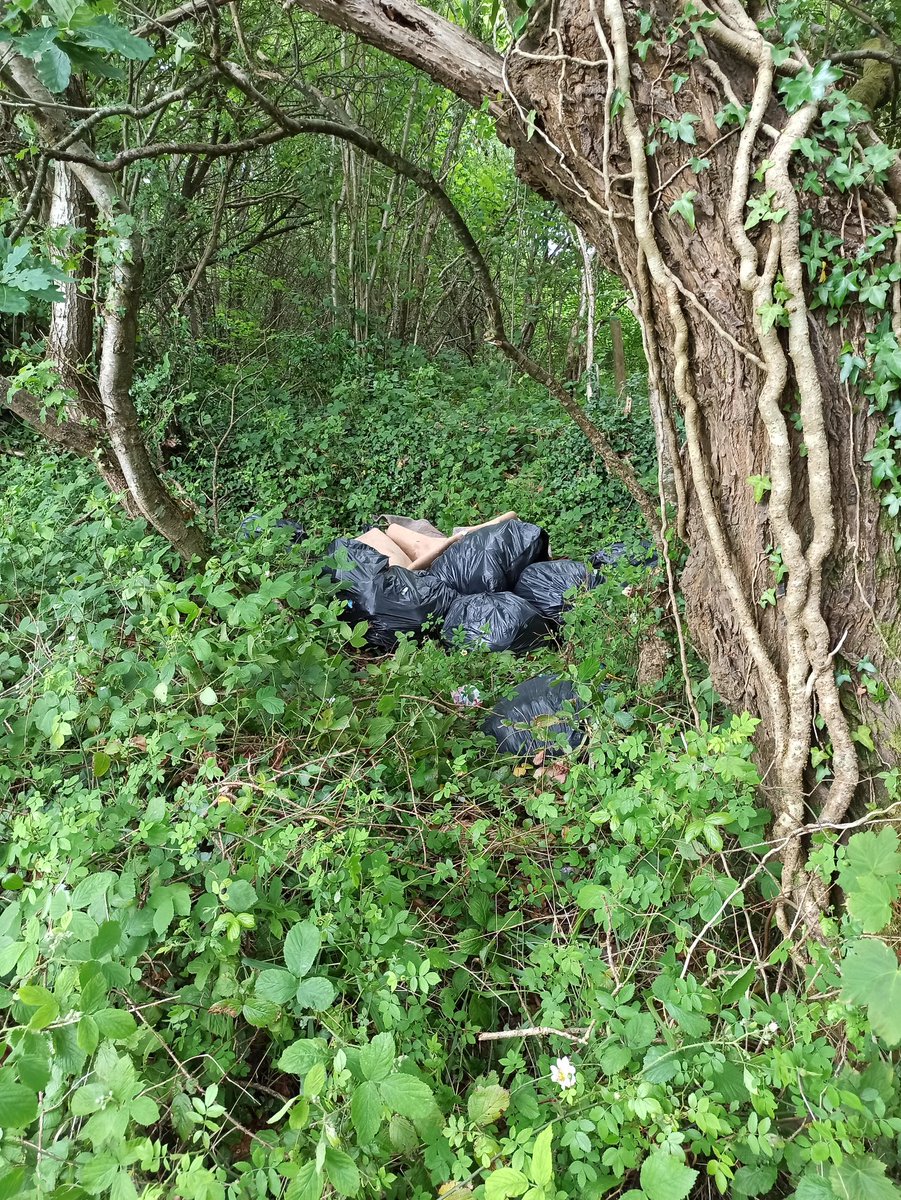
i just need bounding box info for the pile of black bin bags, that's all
[324,519,598,654]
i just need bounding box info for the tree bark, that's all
[0,53,210,563]
[287,0,901,932]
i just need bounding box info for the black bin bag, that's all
[513,560,598,620]
[442,592,551,653]
[590,539,657,569]
[325,539,458,649]
[430,519,550,595]
[241,514,307,546]
[483,674,587,758]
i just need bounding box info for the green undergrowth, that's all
[1,460,901,1200]
[132,334,656,555]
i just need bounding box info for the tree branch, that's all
[282,0,504,112]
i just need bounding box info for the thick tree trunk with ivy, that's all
[291,0,901,932]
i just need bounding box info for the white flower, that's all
[550,1056,577,1090]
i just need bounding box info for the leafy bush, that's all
[2,457,901,1199]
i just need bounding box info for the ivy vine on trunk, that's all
[287,0,901,938]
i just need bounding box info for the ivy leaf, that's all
[640,1151,698,1200]
[351,1080,382,1143]
[841,939,901,1043]
[780,61,843,111]
[284,921,320,978]
[323,1147,360,1197]
[668,191,697,231]
[829,1158,901,1200]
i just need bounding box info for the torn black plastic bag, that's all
[590,539,657,569]
[513,560,599,620]
[442,592,551,653]
[241,514,307,546]
[429,519,550,595]
[325,539,458,649]
[483,675,587,758]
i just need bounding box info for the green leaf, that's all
[0,1168,25,1200]
[378,1072,437,1118]
[304,1061,326,1098]
[198,686,218,706]
[72,15,154,61]
[295,975,335,1011]
[34,44,71,93]
[388,1112,419,1153]
[841,939,901,1043]
[242,996,279,1027]
[829,1158,901,1200]
[224,879,257,912]
[640,1151,698,1200]
[530,1123,554,1188]
[839,829,901,933]
[467,1083,510,1126]
[278,1038,326,1075]
[484,1168,529,1199]
[95,1008,137,1040]
[256,968,297,1005]
[733,1165,778,1197]
[91,920,121,958]
[284,921,321,978]
[324,1147,360,1197]
[91,749,111,778]
[576,883,606,909]
[360,1031,395,1081]
[351,1080,382,1143]
[286,1162,323,1200]
[0,1074,38,1128]
[792,1173,834,1200]
[669,191,697,231]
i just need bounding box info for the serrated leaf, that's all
[34,44,71,92]
[284,921,320,978]
[829,1157,901,1200]
[792,1173,834,1200]
[256,968,297,1005]
[640,1151,698,1200]
[841,939,901,1044]
[576,883,606,909]
[224,879,257,913]
[324,1146,359,1197]
[0,1075,38,1128]
[388,1112,419,1153]
[531,1123,554,1187]
[95,1008,136,1040]
[351,1080,382,1143]
[304,1061,326,1098]
[360,1031,395,1081]
[484,1167,529,1199]
[286,1162,323,1200]
[467,1083,510,1126]
[733,1164,778,1197]
[378,1072,436,1118]
[72,15,154,61]
[91,920,121,958]
[278,1038,326,1075]
[242,996,279,1027]
[295,976,335,1012]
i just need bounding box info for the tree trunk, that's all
[289,0,901,932]
[1,54,210,564]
